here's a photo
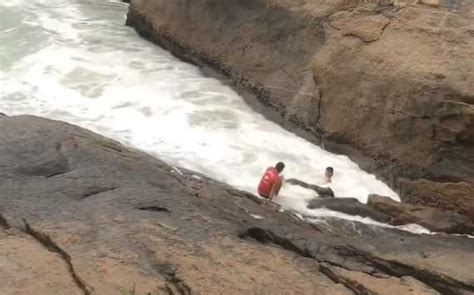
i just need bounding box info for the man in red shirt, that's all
[258,162,285,202]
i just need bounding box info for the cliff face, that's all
[126,0,473,218]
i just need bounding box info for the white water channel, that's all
[0,0,424,231]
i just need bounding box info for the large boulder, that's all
[399,179,474,222]
[1,115,474,294]
[368,194,474,234]
[126,0,474,219]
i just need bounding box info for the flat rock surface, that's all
[1,115,473,294]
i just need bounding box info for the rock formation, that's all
[307,197,393,223]
[1,115,473,294]
[368,194,474,234]
[125,0,474,221]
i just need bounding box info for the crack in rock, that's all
[239,227,312,258]
[158,262,192,295]
[314,89,323,130]
[82,186,118,199]
[136,205,170,213]
[334,245,474,295]
[319,264,376,295]
[240,226,474,295]
[46,169,71,178]
[0,213,11,230]
[22,220,92,295]
[240,227,371,294]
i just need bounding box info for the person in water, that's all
[258,162,285,202]
[286,167,335,198]
[324,166,334,183]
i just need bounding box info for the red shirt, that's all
[258,167,280,198]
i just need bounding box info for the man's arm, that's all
[286,178,310,189]
[268,178,283,202]
[286,178,334,197]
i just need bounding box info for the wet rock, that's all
[126,0,474,219]
[368,194,474,234]
[1,115,473,294]
[399,179,474,222]
[307,198,392,223]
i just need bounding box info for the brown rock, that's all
[0,229,83,295]
[368,194,474,234]
[125,0,474,216]
[1,115,474,294]
[330,11,390,42]
[307,197,393,223]
[322,264,441,295]
[399,179,474,221]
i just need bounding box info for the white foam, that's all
[249,214,264,220]
[1,0,405,229]
[0,27,17,34]
[0,0,26,7]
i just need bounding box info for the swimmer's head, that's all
[275,162,285,173]
[325,167,334,180]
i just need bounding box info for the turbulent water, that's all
[0,0,410,227]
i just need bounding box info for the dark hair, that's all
[275,162,285,173]
[326,167,334,173]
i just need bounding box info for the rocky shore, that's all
[1,1,473,294]
[125,0,474,222]
[1,115,473,294]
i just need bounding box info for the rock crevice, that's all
[22,220,92,295]
[240,225,474,294]
[158,263,192,295]
[319,264,377,295]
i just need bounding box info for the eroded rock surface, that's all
[1,115,473,294]
[125,0,474,221]
[399,179,474,222]
[368,194,474,234]
[0,229,82,295]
